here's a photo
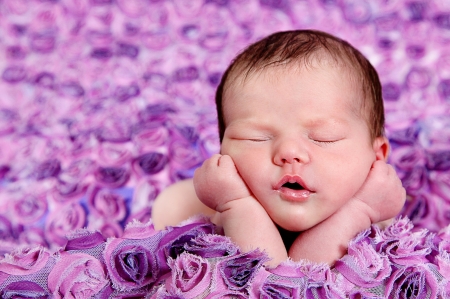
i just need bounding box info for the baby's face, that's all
[220,64,385,231]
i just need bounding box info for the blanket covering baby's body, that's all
[1,0,450,298]
[0,216,449,298]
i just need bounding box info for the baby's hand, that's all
[193,154,252,212]
[352,160,406,223]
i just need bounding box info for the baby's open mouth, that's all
[282,182,304,190]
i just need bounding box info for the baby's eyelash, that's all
[311,139,339,145]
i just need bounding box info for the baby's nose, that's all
[273,139,310,165]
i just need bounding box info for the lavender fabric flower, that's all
[88,188,127,221]
[216,250,269,292]
[184,234,239,258]
[157,219,216,269]
[385,264,439,299]
[1,281,49,299]
[335,232,391,288]
[104,238,160,291]
[166,252,212,298]
[0,246,50,275]
[44,204,86,247]
[48,252,108,299]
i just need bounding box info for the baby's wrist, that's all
[340,199,376,227]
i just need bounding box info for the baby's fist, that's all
[353,160,406,223]
[193,154,251,212]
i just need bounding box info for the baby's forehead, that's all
[224,61,367,118]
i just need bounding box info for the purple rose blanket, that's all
[1,0,450,298]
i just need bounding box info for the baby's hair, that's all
[215,29,384,142]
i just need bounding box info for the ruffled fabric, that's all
[0,216,448,298]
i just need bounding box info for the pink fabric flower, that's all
[385,264,439,299]
[48,252,108,299]
[0,246,50,275]
[215,250,269,293]
[166,252,211,298]
[45,203,86,247]
[335,232,391,288]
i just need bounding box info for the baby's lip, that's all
[274,174,310,191]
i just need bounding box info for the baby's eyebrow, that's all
[304,118,348,129]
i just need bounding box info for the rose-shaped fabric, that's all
[293,261,344,299]
[45,204,86,247]
[374,216,414,246]
[257,279,304,299]
[384,230,431,266]
[88,188,127,221]
[1,281,50,299]
[335,232,391,288]
[157,219,215,275]
[426,149,450,171]
[104,238,160,290]
[184,234,239,258]
[48,252,108,299]
[216,249,269,292]
[165,252,211,298]
[430,171,450,203]
[385,264,439,299]
[34,159,61,180]
[65,230,106,251]
[9,194,48,224]
[133,152,168,175]
[0,246,50,275]
[205,290,248,299]
[95,166,130,188]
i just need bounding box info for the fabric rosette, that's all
[334,231,391,289]
[104,237,161,291]
[298,261,345,299]
[385,264,440,299]
[0,246,50,278]
[1,281,50,299]
[214,249,269,293]
[165,252,212,298]
[48,252,108,299]
[384,230,431,266]
[184,234,239,258]
[250,260,307,298]
[156,218,216,274]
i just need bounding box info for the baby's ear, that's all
[373,136,390,161]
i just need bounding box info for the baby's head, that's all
[216,29,385,143]
[214,30,390,231]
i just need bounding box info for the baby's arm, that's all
[194,154,288,266]
[289,160,406,265]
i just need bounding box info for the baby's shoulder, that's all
[151,179,215,230]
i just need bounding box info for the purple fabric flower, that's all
[297,262,344,299]
[384,230,431,266]
[133,152,168,175]
[385,264,439,299]
[184,234,239,258]
[95,166,130,188]
[157,219,216,267]
[104,238,160,290]
[45,204,86,247]
[1,281,50,299]
[166,252,212,298]
[48,252,108,299]
[65,230,106,251]
[430,171,450,203]
[215,250,269,292]
[0,246,50,275]
[10,194,48,224]
[335,231,391,288]
[88,188,127,221]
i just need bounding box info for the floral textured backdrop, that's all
[0,0,450,297]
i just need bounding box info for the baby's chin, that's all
[276,220,316,232]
